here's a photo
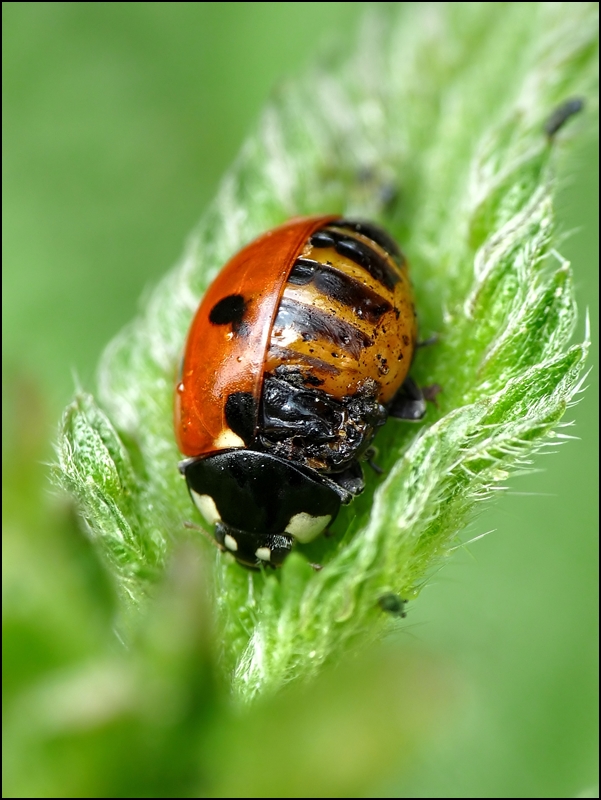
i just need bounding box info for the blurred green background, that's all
[3,3,598,797]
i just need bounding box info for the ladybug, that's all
[175,216,428,568]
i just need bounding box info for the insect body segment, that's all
[267,221,416,402]
[175,216,426,568]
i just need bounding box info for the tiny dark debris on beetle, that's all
[378,592,407,618]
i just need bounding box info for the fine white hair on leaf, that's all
[53,2,598,700]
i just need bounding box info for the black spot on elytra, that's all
[209,294,246,330]
[225,392,256,445]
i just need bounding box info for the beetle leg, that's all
[363,446,384,475]
[329,461,365,497]
[388,376,427,421]
[389,377,443,419]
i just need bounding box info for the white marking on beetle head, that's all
[285,512,332,543]
[255,547,271,562]
[223,534,238,552]
[190,492,221,525]
[214,428,245,449]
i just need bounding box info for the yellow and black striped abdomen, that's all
[265,221,417,404]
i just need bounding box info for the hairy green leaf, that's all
[55,2,598,699]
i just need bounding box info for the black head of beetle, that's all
[180,450,342,568]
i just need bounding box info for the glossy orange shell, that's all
[175,216,337,458]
